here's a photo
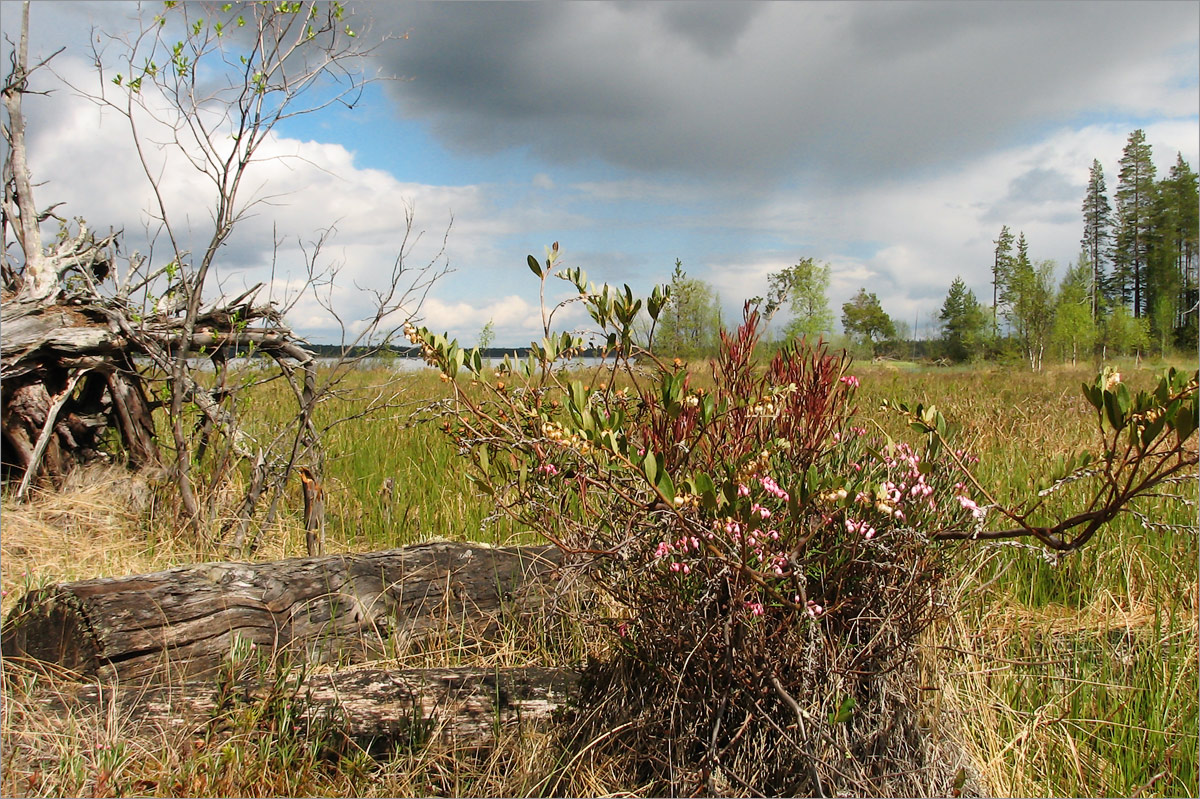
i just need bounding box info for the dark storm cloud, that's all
[618,3,764,58]
[361,1,1198,186]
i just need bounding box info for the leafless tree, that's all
[2,1,444,551]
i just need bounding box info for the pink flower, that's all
[537,463,559,476]
[760,476,790,502]
[958,494,985,520]
[845,518,876,539]
[840,375,860,389]
[737,484,751,498]
[746,601,765,617]
[654,541,672,558]
[806,600,824,618]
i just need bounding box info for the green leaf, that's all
[1140,413,1165,449]
[1155,377,1171,405]
[1103,389,1125,431]
[642,450,658,486]
[829,695,856,724]
[527,255,543,278]
[1116,383,1131,417]
[1175,401,1198,441]
[656,470,676,504]
[569,380,587,413]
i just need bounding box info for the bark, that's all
[1,3,48,301]
[1,542,565,682]
[0,292,313,489]
[25,664,579,752]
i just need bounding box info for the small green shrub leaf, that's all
[642,451,658,486]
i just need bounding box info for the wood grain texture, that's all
[30,665,580,751]
[1,542,564,681]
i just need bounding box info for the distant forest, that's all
[648,129,1197,370]
[219,132,1195,371]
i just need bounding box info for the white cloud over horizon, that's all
[3,2,1196,348]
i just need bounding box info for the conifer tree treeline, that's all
[940,129,1197,368]
[657,130,1191,369]
[1102,130,1197,330]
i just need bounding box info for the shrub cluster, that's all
[408,245,1197,796]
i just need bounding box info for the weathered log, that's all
[1,541,564,681]
[27,665,580,752]
[0,298,127,380]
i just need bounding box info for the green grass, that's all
[2,358,1195,797]
[851,360,1197,798]
[248,357,1200,797]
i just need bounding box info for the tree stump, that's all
[1,541,564,681]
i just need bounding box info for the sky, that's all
[3,1,1198,347]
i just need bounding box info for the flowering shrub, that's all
[409,245,1198,796]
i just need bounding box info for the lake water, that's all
[168,355,614,373]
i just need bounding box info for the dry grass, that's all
[0,464,313,620]
[2,466,162,617]
[1,359,1195,797]
[924,538,1199,798]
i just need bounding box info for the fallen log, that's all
[1,541,564,681]
[17,664,580,753]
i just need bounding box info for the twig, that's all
[16,368,87,499]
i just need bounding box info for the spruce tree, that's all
[1113,129,1158,317]
[938,276,985,362]
[1080,159,1111,322]
[1163,154,1199,334]
[992,226,1015,335]
[1000,231,1032,310]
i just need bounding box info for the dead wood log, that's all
[1,542,565,682]
[24,664,580,752]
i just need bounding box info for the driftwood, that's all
[22,664,580,752]
[1,541,564,681]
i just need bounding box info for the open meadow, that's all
[2,357,1196,798]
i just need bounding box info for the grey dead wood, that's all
[25,664,580,751]
[1,541,565,681]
